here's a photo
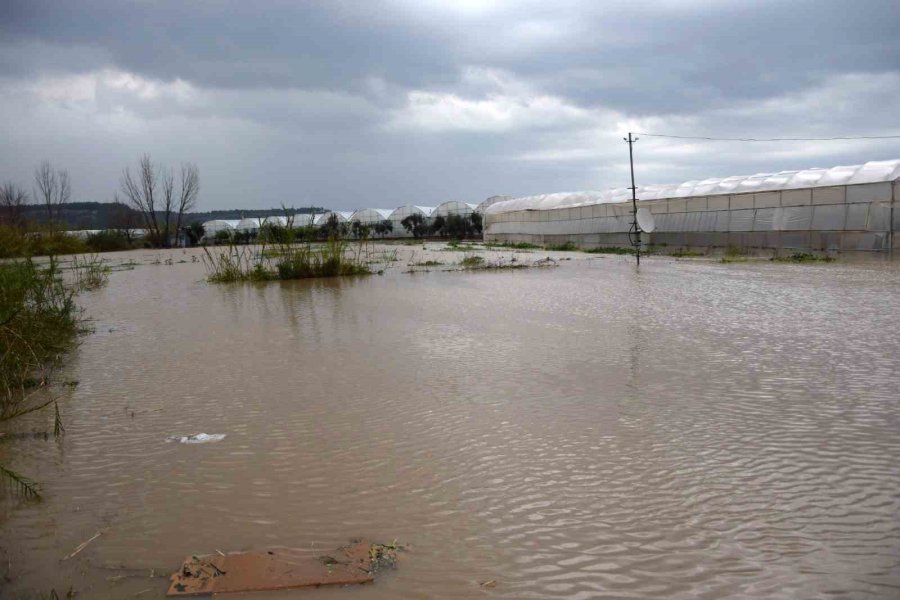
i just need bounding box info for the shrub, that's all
[546,241,578,251]
[583,246,635,255]
[1,258,84,499]
[85,230,136,252]
[203,238,371,283]
[0,226,89,258]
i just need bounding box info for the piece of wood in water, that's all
[167,541,375,596]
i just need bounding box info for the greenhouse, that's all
[388,205,435,237]
[290,213,318,228]
[236,217,266,232]
[262,216,289,227]
[432,201,479,218]
[202,219,240,238]
[313,211,352,226]
[350,208,393,224]
[475,195,512,213]
[484,159,900,254]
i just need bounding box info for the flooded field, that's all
[2,243,900,599]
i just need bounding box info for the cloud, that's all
[0,0,898,209]
[389,67,598,133]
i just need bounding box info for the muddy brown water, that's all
[2,244,900,599]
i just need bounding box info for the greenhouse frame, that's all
[432,201,479,218]
[203,220,240,236]
[475,195,512,214]
[236,217,265,232]
[484,159,900,254]
[350,208,393,224]
[388,205,435,237]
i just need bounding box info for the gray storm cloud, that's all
[1,0,898,210]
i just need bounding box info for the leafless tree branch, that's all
[0,181,29,228]
[120,154,200,247]
[33,161,70,233]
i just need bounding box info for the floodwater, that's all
[2,244,900,599]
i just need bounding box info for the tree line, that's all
[1,154,199,248]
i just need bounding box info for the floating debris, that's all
[167,540,398,596]
[167,433,226,444]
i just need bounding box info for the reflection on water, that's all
[2,247,900,599]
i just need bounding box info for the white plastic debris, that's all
[168,433,226,444]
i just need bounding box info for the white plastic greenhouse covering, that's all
[350,208,393,224]
[203,220,240,236]
[432,201,479,217]
[263,216,289,227]
[475,195,512,213]
[485,159,900,215]
[291,213,318,227]
[387,205,435,237]
[236,217,266,232]
[313,211,352,226]
[389,205,435,220]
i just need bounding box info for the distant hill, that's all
[18,203,326,230]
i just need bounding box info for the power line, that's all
[634,132,900,142]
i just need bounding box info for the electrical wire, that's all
[633,132,900,142]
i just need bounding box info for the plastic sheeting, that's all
[202,220,240,236]
[236,217,265,232]
[313,211,353,226]
[475,195,512,213]
[350,208,393,223]
[486,159,900,214]
[432,201,479,217]
[389,205,435,220]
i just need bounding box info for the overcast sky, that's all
[2,0,899,211]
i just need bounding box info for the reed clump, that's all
[203,238,371,283]
[771,252,835,263]
[0,225,90,259]
[481,241,540,250]
[70,254,110,290]
[583,246,635,255]
[1,257,90,499]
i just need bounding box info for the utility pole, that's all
[625,132,640,265]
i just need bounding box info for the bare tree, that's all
[120,154,161,242]
[120,154,199,247]
[33,161,70,233]
[173,163,199,238]
[109,194,140,243]
[0,181,29,228]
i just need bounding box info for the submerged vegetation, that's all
[0,225,145,259]
[772,252,836,263]
[203,237,371,283]
[70,255,110,290]
[545,241,579,251]
[0,257,98,499]
[459,254,485,267]
[583,246,636,255]
[482,241,540,250]
[0,226,89,259]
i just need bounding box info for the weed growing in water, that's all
[583,246,635,255]
[544,241,579,251]
[771,252,835,263]
[1,258,83,499]
[70,254,110,290]
[203,238,371,282]
[460,254,485,268]
[482,241,540,250]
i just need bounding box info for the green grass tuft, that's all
[771,252,835,263]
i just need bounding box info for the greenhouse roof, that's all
[486,158,900,214]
